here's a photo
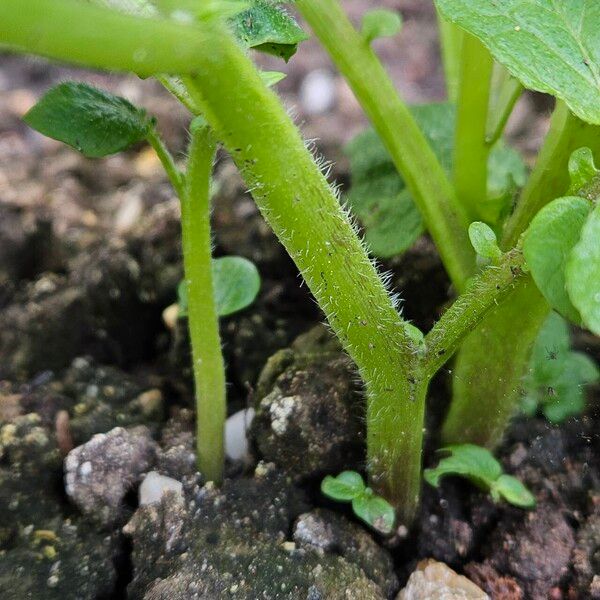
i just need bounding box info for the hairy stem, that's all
[436,14,463,103]
[296,0,475,290]
[146,127,185,197]
[423,248,526,379]
[453,33,494,221]
[181,125,225,483]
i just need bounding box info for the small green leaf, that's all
[468,222,502,261]
[259,70,287,87]
[523,312,598,423]
[523,196,592,324]
[568,147,599,194]
[361,9,402,44]
[424,444,503,490]
[321,471,365,501]
[434,0,600,125]
[351,492,396,534]
[24,82,152,158]
[493,474,536,509]
[178,256,260,318]
[230,0,308,61]
[566,203,600,335]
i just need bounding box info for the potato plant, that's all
[1,0,599,525]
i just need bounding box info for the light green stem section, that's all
[486,65,523,146]
[444,101,600,447]
[182,126,225,483]
[296,0,475,291]
[437,15,464,103]
[453,34,494,221]
[147,127,185,198]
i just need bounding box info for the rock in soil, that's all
[139,471,183,506]
[65,425,158,526]
[397,559,488,600]
[125,464,396,599]
[571,498,600,598]
[250,326,364,480]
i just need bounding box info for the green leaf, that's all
[321,471,365,501]
[351,492,396,534]
[523,196,592,324]
[434,0,600,125]
[345,103,525,258]
[468,222,502,261]
[361,9,402,44]
[493,474,536,509]
[230,0,308,61]
[568,147,599,194]
[522,312,598,423]
[566,202,600,335]
[259,70,287,87]
[424,444,503,490]
[23,82,152,158]
[178,256,260,318]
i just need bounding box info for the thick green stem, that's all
[502,101,600,249]
[296,0,475,290]
[437,15,464,103]
[453,34,494,221]
[182,126,225,483]
[423,248,526,379]
[445,102,600,448]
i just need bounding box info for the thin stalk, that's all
[453,33,494,221]
[423,247,526,379]
[146,127,185,198]
[182,125,225,483]
[502,101,600,249]
[436,15,464,103]
[486,65,523,146]
[296,0,475,291]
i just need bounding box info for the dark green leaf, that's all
[566,202,600,335]
[523,196,592,324]
[424,444,503,490]
[468,222,502,261]
[493,474,536,508]
[361,9,402,44]
[321,471,365,501]
[434,0,600,125]
[230,0,308,61]
[351,493,396,534]
[24,82,152,158]
[178,256,260,318]
[345,103,525,258]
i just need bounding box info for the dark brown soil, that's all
[1,2,598,598]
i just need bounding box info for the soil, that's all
[0,2,599,599]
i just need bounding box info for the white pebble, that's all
[139,471,183,506]
[225,408,255,462]
[300,69,336,115]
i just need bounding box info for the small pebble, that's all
[139,471,183,506]
[300,69,336,115]
[225,408,255,462]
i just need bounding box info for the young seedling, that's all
[2,0,599,525]
[424,445,536,509]
[522,312,599,423]
[321,471,396,535]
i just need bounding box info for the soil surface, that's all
[0,2,598,599]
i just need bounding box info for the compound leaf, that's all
[566,202,600,334]
[523,196,592,324]
[24,82,152,158]
[434,0,600,125]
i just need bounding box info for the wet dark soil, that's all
[1,2,599,598]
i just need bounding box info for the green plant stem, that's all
[182,125,225,483]
[436,14,463,103]
[444,101,600,448]
[502,101,600,249]
[146,127,185,198]
[0,0,216,77]
[423,248,526,379]
[296,0,475,291]
[453,33,494,221]
[486,66,523,146]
